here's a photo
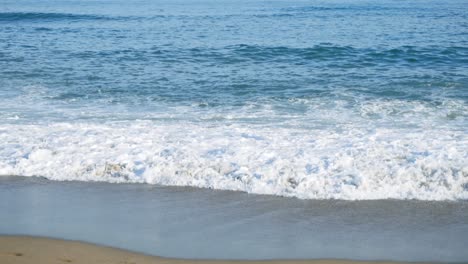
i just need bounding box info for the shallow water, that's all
[0,0,467,200]
[1,176,468,262]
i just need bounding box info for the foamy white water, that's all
[1,98,466,200]
[1,0,467,201]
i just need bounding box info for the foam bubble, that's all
[1,117,466,200]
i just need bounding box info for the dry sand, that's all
[0,235,435,264]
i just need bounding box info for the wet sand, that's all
[1,176,468,262]
[0,236,433,264]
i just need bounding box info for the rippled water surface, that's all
[0,0,467,200]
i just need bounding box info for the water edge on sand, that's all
[1,176,467,262]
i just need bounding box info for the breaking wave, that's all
[1,117,466,201]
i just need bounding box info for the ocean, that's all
[1,0,468,261]
[1,1,467,201]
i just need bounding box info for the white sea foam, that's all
[1,111,466,200]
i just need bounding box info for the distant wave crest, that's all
[65,44,468,68]
[0,12,114,22]
[220,44,468,66]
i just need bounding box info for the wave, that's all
[64,45,468,69]
[0,12,115,22]
[0,117,466,201]
[222,44,468,66]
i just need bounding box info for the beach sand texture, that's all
[0,236,432,264]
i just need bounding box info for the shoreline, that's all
[0,235,442,264]
[2,177,468,262]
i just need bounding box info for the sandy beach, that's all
[0,236,438,264]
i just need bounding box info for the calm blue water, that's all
[0,0,467,200]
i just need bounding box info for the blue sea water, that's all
[0,0,467,200]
